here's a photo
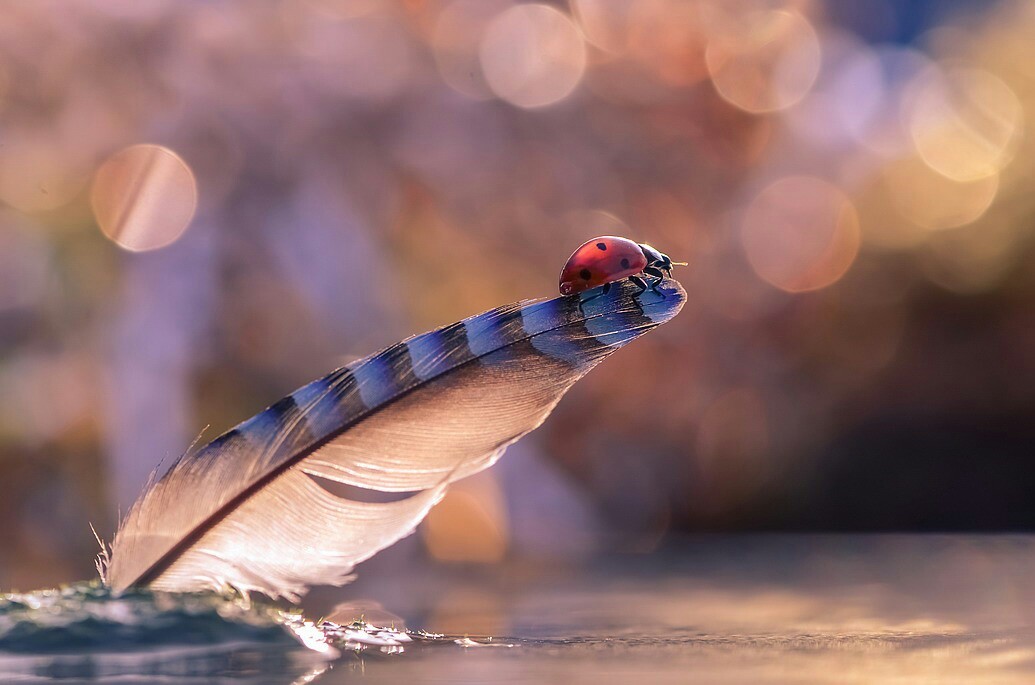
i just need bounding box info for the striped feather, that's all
[103,277,685,600]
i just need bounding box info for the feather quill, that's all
[102,278,685,599]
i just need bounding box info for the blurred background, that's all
[0,0,1033,594]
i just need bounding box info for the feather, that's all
[102,277,685,600]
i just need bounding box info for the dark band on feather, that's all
[287,367,366,439]
[523,295,611,367]
[437,321,475,366]
[250,395,300,441]
[406,322,474,381]
[266,395,301,426]
[464,303,527,360]
[201,394,312,471]
[203,428,242,453]
[349,341,418,408]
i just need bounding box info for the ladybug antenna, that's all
[671,261,688,267]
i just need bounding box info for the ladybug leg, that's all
[577,282,612,314]
[642,266,666,295]
[629,275,649,295]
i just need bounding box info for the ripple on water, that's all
[0,582,325,680]
[0,581,495,681]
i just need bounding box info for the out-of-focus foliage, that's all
[0,0,1033,589]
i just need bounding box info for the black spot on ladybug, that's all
[621,258,630,269]
[596,242,607,251]
[579,268,592,280]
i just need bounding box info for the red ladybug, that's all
[559,236,684,297]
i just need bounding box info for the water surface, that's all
[3,535,1034,683]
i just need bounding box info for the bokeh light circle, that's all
[786,32,884,147]
[705,10,821,114]
[921,220,1019,294]
[91,144,198,252]
[742,176,860,292]
[909,66,1023,182]
[480,4,587,109]
[571,0,635,54]
[858,47,936,158]
[886,156,1000,231]
[0,135,91,213]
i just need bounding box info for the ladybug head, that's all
[637,243,687,273]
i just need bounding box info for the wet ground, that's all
[3,535,1034,683]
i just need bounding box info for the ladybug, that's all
[558,236,684,298]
